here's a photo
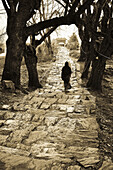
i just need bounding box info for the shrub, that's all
[67,33,79,50]
[36,42,56,62]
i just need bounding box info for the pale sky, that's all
[0,1,7,27]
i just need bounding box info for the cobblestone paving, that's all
[0,47,113,169]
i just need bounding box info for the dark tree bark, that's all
[77,0,91,62]
[1,10,26,88]
[24,45,42,89]
[87,58,106,91]
[1,0,41,88]
[81,0,107,86]
[81,39,95,79]
[87,12,113,91]
[87,39,113,91]
[81,53,90,78]
[78,39,89,62]
[2,37,24,88]
[26,27,57,89]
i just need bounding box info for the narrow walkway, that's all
[0,47,113,169]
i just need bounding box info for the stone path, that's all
[0,47,113,169]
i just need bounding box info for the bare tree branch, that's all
[1,0,10,14]
[77,0,94,15]
[64,0,69,15]
[35,26,57,47]
[55,0,66,8]
[69,0,80,14]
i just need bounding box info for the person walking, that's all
[61,61,72,91]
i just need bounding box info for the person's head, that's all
[65,61,68,66]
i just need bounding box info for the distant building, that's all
[55,38,66,44]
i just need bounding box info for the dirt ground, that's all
[0,54,113,162]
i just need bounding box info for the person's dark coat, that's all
[61,61,72,90]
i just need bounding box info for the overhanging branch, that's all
[25,14,82,36]
[35,26,57,47]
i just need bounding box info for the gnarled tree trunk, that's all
[2,15,26,88]
[24,45,42,89]
[81,40,95,79]
[87,18,113,91]
[87,58,106,91]
[1,0,41,89]
[78,40,87,62]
